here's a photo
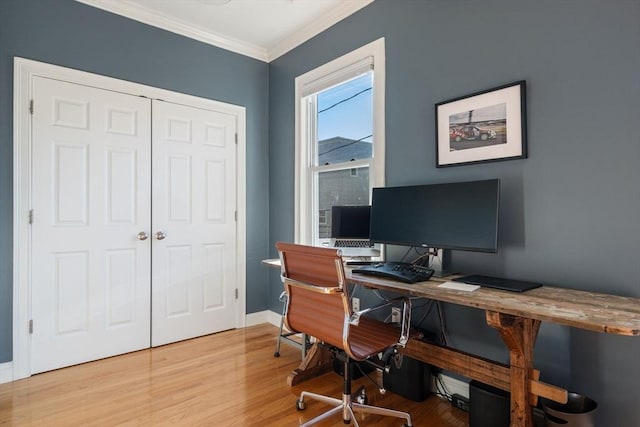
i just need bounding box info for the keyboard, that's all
[334,239,375,248]
[452,274,542,292]
[352,262,434,284]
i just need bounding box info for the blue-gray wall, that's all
[2,0,639,424]
[0,0,270,363]
[269,0,640,425]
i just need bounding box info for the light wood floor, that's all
[0,324,468,426]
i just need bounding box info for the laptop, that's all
[329,205,381,258]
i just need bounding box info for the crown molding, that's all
[76,0,269,61]
[267,0,374,62]
[76,0,374,63]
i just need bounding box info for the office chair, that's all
[276,242,418,427]
[274,290,309,359]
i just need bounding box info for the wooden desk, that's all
[347,271,640,427]
[268,259,640,426]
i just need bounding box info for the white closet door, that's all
[31,77,152,374]
[151,100,238,346]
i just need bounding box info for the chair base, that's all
[296,358,412,427]
[297,390,412,427]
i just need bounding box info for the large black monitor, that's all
[369,179,500,252]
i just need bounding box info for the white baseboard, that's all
[0,362,13,384]
[245,310,281,327]
[245,310,269,326]
[433,372,469,399]
[265,310,282,327]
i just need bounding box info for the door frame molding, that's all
[13,57,247,380]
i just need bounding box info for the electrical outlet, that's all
[452,394,469,412]
[391,307,401,323]
[352,297,360,312]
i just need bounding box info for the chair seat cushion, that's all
[348,317,421,360]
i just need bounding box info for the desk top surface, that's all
[263,258,640,336]
[348,272,640,337]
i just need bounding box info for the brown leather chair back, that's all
[276,242,350,351]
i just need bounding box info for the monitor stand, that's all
[429,248,457,278]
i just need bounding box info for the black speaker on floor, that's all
[469,380,510,427]
[469,380,546,427]
[382,354,431,402]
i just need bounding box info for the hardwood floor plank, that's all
[0,324,468,426]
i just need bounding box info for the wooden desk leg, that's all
[286,343,333,386]
[486,311,541,427]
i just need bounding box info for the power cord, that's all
[436,301,449,346]
[399,246,414,263]
[414,299,435,327]
[354,359,387,395]
[433,372,453,402]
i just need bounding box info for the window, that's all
[318,209,329,225]
[295,39,385,245]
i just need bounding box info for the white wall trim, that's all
[245,311,268,327]
[75,0,374,63]
[266,310,282,327]
[13,57,247,380]
[245,310,282,328]
[75,0,269,61]
[433,373,470,399]
[0,362,13,384]
[268,0,374,62]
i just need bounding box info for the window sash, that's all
[300,56,373,98]
[294,38,385,246]
[306,159,373,245]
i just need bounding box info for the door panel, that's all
[151,100,237,346]
[31,77,152,374]
[30,77,239,371]
[53,251,89,335]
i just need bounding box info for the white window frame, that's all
[294,38,385,245]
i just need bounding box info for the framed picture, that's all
[436,80,527,167]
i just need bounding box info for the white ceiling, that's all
[77,0,374,62]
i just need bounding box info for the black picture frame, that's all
[435,80,527,167]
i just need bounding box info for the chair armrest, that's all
[398,298,412,346]
[349,297,413,346]
[284,278,342,294]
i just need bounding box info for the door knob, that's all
[136,231,149,241]
[154,231,166,240]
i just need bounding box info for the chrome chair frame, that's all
[276,242,417,427]
[274,290,309,359]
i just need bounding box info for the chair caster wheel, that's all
[296,400,306,411]
[355,394,368,405]
[274,351,280,357]
[353,386,367,405]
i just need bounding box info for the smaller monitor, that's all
[331,205,371,239]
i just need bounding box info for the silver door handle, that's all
[155,231,166,240]
[137,231,149,241]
